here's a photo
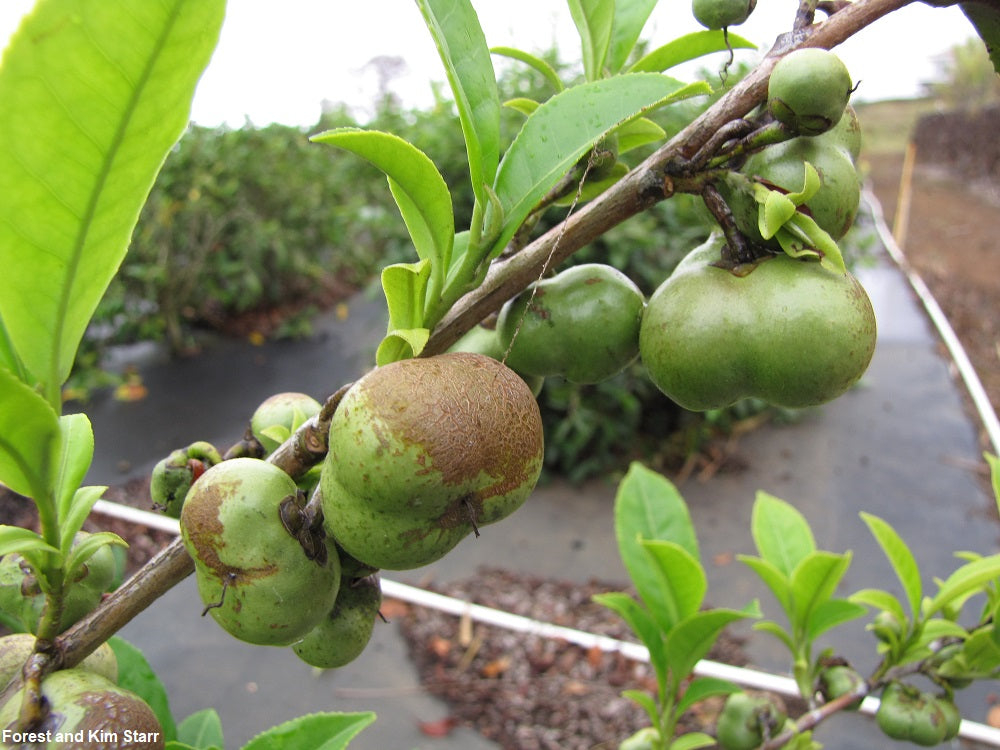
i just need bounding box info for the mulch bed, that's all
[396,566,757,750]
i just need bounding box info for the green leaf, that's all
[753,620,795,650]
[961,2,1000,74]
[60,485,109,555]
[780,212,847,273]
[164,743,199,750]
[381,260,432,334]
[670,732,718,750]
[919,617,968,642]
[790,551,852,628]
[629,30,756,73]
[0,526,59,558]
[927,553,1000,616]
[961,628,1000,675]
[616,116,667,154]
[240,712,376,750]
[761,191,797,240]
[675,676,742,715]
[847,588,906,622]
[416,0,500,205]
[806,597,867,640]
[108,636,178,742]
[785,162,822,205]
[751,492,815,578]
[311,130,454,273]
[861,512,922,617]
[0,0,225,398]
[593,592,666,685]
[503,97,541,117]
[986,453,1000,514]
[640,539,707,630]
[491,47,563,92]
[739,555,793,621]
[55,414,95,545]
[621,689,660,728]
[376,328,431,367]
[568,0,615,81]
[64,530,127,583]
[0,366,61,500]
[177,708,225,750]
[605,0,661,75]
[488,74,709,257]
[665,605,759,684]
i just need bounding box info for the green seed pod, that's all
[293,575,382,669]
[0,669,163,748]
[768,48,853,136]
[181,458,341,645]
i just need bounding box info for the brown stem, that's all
[761,684,872,749]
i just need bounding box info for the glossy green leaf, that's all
[0,526,58,558]
[376,328,431,367]
[960,628,1000,675]
[778,212,846,273]
[640,539,707,630]
[739,555,793,620]
[629,30,756,73]
[606,0,661,75]
[675,676,742,715]
[0,0,225,398]
[0,366,61,500]
[503,98,541,117]
[491,47,563,92]
[64,530,126,583]
[751,492,815,578]
[568,0,615,80]
[791,551,852,628]
[806,597,867,640]
[615,463,699,565]
[177,708,224,750]
[927,553,1000,616]
[761,191,797,240]
[60,486,108,555]
[665,604,759,684]
[616,116,667,154]
[108,636,178,742]
[311,130,453,273]
[670,732,718,750]
[785,162,822,205]
[240,712,376,750]
[488,74,709,257]
[417,0,499,205]
[919,617,968,642]
[860,512,922,616]
[55,414,94,537]
[381,260,432,333]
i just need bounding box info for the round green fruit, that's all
[0,669,163,748]
[817,664,865,710]
[876,682,949,746]
[0,634,118,689]
[692,0,756,29]
[639,234,876,411]
[497,263,645,384]
[322,352,544,570]
[768,48,853,135]
[180,457,341,645]
[251,392,323,454]
[293,575,382,669]
[716,692,786,750]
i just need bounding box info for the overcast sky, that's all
[1,1,981,128]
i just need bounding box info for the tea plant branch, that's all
[422,0,917,356]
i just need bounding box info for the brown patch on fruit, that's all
[76,688,164,748]
[356,353,543,496]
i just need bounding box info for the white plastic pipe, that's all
[86,498,1000,745]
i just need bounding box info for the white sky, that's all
[0,1,980,128]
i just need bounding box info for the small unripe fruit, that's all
[251,392,323,454]
[293,575,382,669]
[768,48,853,136]
[692,0,756,29]
[0,634,118,689]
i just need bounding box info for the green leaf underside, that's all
[0,0,226,395]
[417,0,500,206]
[629,30,756,73]
[55,414,95,540]
[568,0,615,81]
[0,366,61,500]
[311,130,454,274]
[491,47,563,92]
[928,553,1000,616]
[488,74,709,257]
[665,605,759,684]
[240,711,376,750]
[605,0,660,75]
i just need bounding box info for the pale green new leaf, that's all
[0,0,225,396]
[488,74,709,257]
[739,555,793,620]
[927,553,1000,616]
[417,0,500,204]
[861,512,922,616]
[605,0,661,75]
[986,453,1000,514]
[60,485,109,554]
[640,539,707,630]
[55,414,95,531]
[567,0,615,81]
[594,591,667,692]
[665,604,760,684]
[781,211,847,273]
[670,732,718,750]
[311,130,454,272]
[64,530,127,583]
[503,98,541,117]
[381,260,432,334]
[847,588,906,622]
[240,711,376,750]
[785,162,822,205]
[621,690,659,728]
[751,492,815,578]
[0,366,61,501]
[629,30,756,73]
[674,676,742,715]
[790,551,852,628]
[616,117,667,154]
[761,191,797,240]
[0,526,59,558]
[376,329,431,367]
[753,620,795,650]
[491,47,563,93]
[806,597,867,640]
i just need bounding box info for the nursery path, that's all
[76,194,1000,749]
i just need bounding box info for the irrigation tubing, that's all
[88,496,1000,746]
